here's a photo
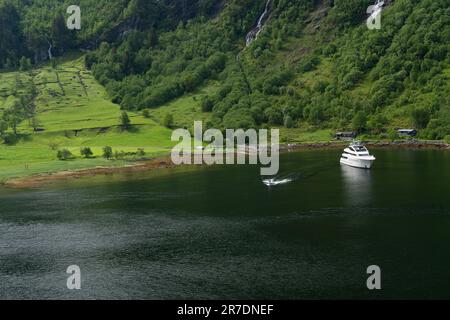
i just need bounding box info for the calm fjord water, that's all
[0,149,449,299]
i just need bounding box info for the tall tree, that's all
[0,2,26,68]
[51,13,75,56]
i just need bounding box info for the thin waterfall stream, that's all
[245,0,272,47]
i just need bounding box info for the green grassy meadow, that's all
[0,56,180,182]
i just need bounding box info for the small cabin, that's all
[397,129,417,137]
[335,131,357,140]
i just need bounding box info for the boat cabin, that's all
[343,142,370,157]
[397,129,417,137]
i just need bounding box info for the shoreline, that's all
[3,157,175,189]
[3,140,449,188]
[281,140,450,151]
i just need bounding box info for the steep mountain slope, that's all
[84,0,449,139]
[0,0,226,67]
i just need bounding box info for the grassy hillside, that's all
[0,55,178,182]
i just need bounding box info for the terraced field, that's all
[0,55,178,182]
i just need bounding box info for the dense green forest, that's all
[1,0,449,140]
[0,0,222,67]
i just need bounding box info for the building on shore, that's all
[335,132,357,140]
[397,129,417,137]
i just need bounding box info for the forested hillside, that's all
[1,0,449,141]
[87,0,449,140]
[0,0,221,67]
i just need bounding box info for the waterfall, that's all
[245,0,272,47]
[236,0,272,94]
[369,0,385,17]
[46,39,53,60]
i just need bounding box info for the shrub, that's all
[411,107,431,129]
[284,115,294,128]
[264,107,284,126]
[120,111,131,129]
[223,109,256,129]
[262,70,294,95]
[200,96,214,112]
[114,150,126,160]
[57,149,73,161]
[49,142,60,150]
[352,111,367,133]
[136,148,145,157]
[103,146,113,159]
[387,129,398,141]
[444,135,450,144]
[368,114,388,135]
[80,147,93,158]
[298,56,320,73]
[163,114,174,128]
[142,109,150,118]
[19,56,32,71]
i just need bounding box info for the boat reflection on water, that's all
[341,165,373,207]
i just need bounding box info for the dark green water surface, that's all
[0,149,449,299]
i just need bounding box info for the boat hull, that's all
[340,157,374,169]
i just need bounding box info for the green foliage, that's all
[352,111,367,133]
[0,119,8,137]
[1,0,230,70]
[262,70,294,95]
[201,96,214,112]
[264,107,284,126]
[367,114,388,135]
[120,111,131,129]
[328,0,373,28]
[80,147,94,158]
[142,109,151,118]
[423,107,450,140]
[0,1,25,68]
[284,115,294,129]
[299,56,320,73]
[136,148,146,157]
[222,109,256,130]
[411,107,431,129]
[19,57,32,71]
[102,146,113,159]
[57,149,73,161]
[387,128,399,141]
[163,114,174,128]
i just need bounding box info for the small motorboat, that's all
[340,141,376,169]
[262,178,292,187]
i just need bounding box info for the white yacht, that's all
[340,141,376,169]
[262,178,292,187]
